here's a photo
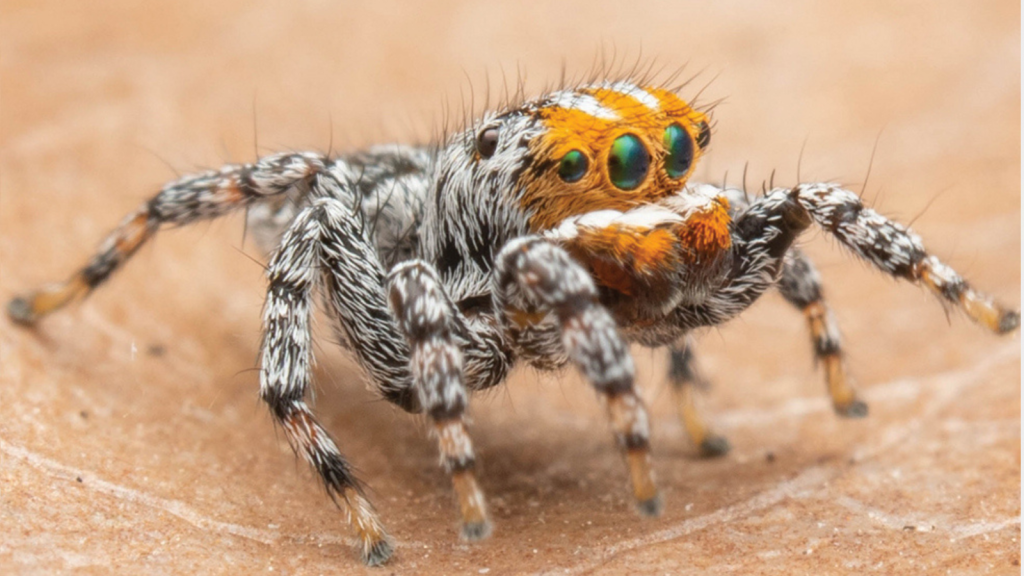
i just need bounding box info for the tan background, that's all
[1,1,1020,574]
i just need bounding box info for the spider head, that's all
[513,82,713,231]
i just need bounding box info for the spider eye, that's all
[476,127,499,158]
[695,120,711,149]
[607,134,649,190]
[558,150,588,183]
[663,123,695,179]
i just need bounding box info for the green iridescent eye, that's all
[663,123,694,179]
[607,134,650,190]
[558,149,588,183]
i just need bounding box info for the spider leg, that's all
[388,261,492,540]
[667,336,731,457]
[8,152,327,325]
[778,247,866,417]
[676,182,1019,335]
[495,237,661,516]
[261,195,413,566]
[777,183,1020,333]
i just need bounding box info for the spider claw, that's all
[460,519,493,541]
[834,398,869,419]
[7,296,37,326]
[699,434,732,458]
[636,494,664,517]
[361,538,394,567]
[998,309,1021,335]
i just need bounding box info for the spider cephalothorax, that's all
[8,77,1019,567]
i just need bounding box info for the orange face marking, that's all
[521,84,710,231]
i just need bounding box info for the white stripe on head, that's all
[546,90,619,120]
[600,81,662,112]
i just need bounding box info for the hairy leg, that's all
[667,336,731,457]
[495,236,661,516]
[261,195,416,566]
[782,183,1018,332]
[8,152,328,324]
[778,247,866,417]
[388,261,492,540]
[676,182,1019,335]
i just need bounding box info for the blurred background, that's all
[1,1,1019,574]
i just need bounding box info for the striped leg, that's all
[667,336,731,457]
[778,248,866,417]
[679,183,1018,342]
[388,261,491,540]
[8,152,328,325]
[495,237,660,516]
[785,183,1019,334]
[261,196,404,566]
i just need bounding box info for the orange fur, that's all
[522,87,710,230]
[567,225,681,296]
[676,197,732,260]
[562,199,731,297]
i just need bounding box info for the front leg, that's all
[387,261,492,541]
[495,237,661,516]
[772,183,1019,333]
[778,248,867,417]
[260,197,394,566]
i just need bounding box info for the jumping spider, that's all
[9,78,1019,566]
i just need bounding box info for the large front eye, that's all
[663,123,695,179]
[558,149,588,183]
[608,134,649,190]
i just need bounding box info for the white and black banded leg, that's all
[778,248,866,417]
[779,183,1020,333]
[261,196,406,566]
[667,336,731,457]
[8,152,328,325]
[495,237,661,516]
[388,262,491,541]
[686,183,1019,337]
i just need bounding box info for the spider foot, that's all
[636,494,664,518]
[361,537,394,567]
[698,434,732,458]
[834,398,869,418]
[461,519,493,542]
[7,295,37,325]
[7,277,88,326]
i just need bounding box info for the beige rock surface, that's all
[1,1,1020,574]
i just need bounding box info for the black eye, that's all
[558,150,588,183]
[695,120,711,149]
[476,127,499,158]
[607,134,650,190]
[663,123,695,179]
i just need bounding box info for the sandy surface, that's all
[1,1,1020,574]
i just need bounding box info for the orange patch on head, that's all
[521,83,711,231]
